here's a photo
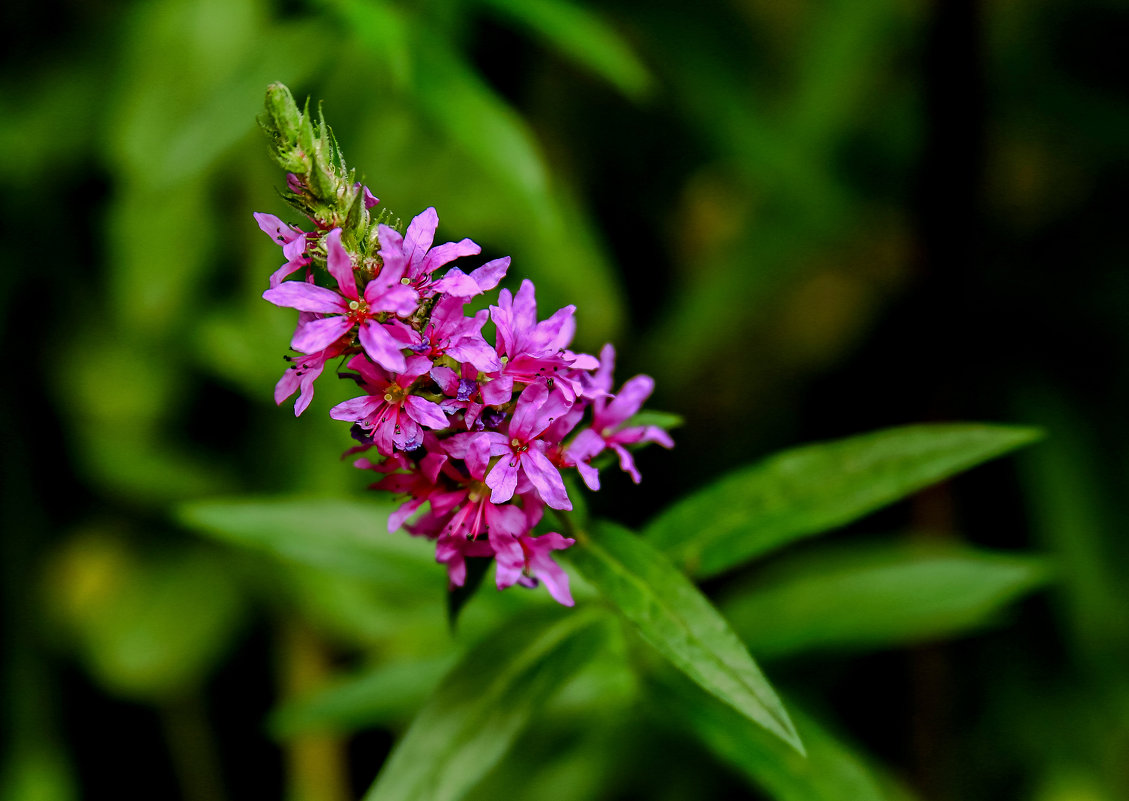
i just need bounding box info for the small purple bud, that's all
[354,182,379,209]
[456,378,476,402]
[481,408,507,430]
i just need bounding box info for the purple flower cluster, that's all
[257,197,672,606]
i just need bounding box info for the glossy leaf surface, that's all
[646,424,1042,578]
[567,521,802,753]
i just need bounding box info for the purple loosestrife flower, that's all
[377,207,492,299]
[430,362,512,430]
[416,436,536,590]
[255,85,674,608]
[330,354,448,454]
[435,534,495,589]
[275,336,351,416]
[569,345,675,489]
[357,444,452,532]
[389,295,501,373]
[254,213,312,288]
[490,280,599,402]
[435,436,532,543]
[262,228,418,372]
[494,532,576,606]
[462,382,575,510]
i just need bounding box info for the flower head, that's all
[255,91,672,607]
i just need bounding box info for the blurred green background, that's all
[2,0,1127,799]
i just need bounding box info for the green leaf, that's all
[566,520,803,754]
[363,608,612,801]
[723,541,1050,660]
[651,668,917,801]
[447,555,492,630]
[270,655,457,738]
[623,409,685,431]
[645,423,1043,578]
[476,0,654,100]
[177,496,437,588]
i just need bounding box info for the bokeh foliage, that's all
[2,0,1127,800]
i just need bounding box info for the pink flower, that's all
[465,382,574,510]
[435,533,495,588]
[489,280,599,402]
[377,207,491,298]
[329,354,448,455]
[431,363,512,430]
[262,228,418,372]
[389,295,501,373]
[437,435,532,541]
[354,182,379,209]
[274,335,351,416]
[568,345,674,489]
[494,532,576,606]
[357,443,452,531]
[431,256,511,299]
[254,212,311,288]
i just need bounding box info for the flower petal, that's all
[486,457,520,504]
[268,255,308,289]
[254,212,301,245]
[509,382,549,440]
[358,320,407,373]
[446,337,502,373]
[263,282,348,313]
[470,256,510,292]
[568,428,607,463]
[291,316,352,354]
[430,365,461,395]
[404,395,450,430]
[464,434,493,479]
[329,395,383,423]
[576,459,601,491]
[430,267,482,298]
[404,207,439,266]
[480,375,512,406]
[377,225,408,274]
[325,229,359,300]
[366,282,419,317]
[523,447,572,511]
[527,532,575,606]
[601,375,655,429]
[611,442,642,484]
[421,238,481,276]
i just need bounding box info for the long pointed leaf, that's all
[566,520,803,754]
[723,541,1050,660]
[364,608,611,801]
[177,496,436,588]
[651,668,918,801]
[646,424,1042,578]
[269,655,457,738]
